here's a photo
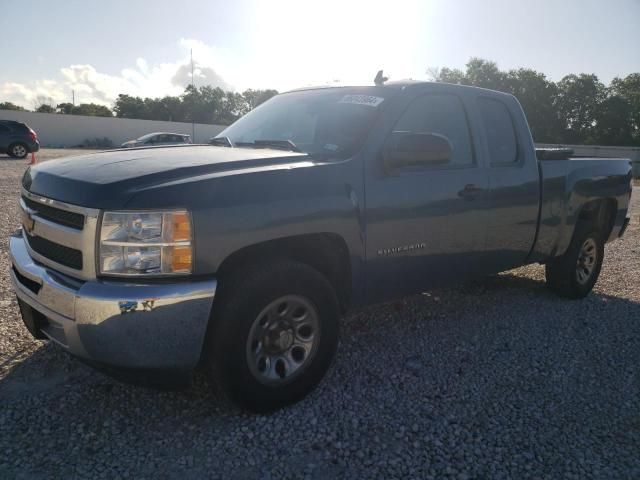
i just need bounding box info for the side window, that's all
[477,98,518,165]
[393,93,474,166]
[0,125,10,134]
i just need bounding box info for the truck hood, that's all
[23,145,310,209]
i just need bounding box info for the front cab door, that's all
[365,91,489,302]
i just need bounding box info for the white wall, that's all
[0,109,226,147]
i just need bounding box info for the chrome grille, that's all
[25,233,83,270]
[20,190,99,280]
[21,195,85,230]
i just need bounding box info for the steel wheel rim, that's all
[13,145,26,157]
[576,237,597,285]
[246,295,321,385]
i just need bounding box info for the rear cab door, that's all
[474,93,540,272]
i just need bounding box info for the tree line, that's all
[431,58,639,146]
[0,86,278,127]
[2,58,639,146]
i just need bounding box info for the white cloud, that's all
[0,39,234,109]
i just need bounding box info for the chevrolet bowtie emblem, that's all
[22,210,35,235]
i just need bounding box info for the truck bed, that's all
[529,157,633,262]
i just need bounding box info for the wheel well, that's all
[577,198,617,238]
[216,233,352,311]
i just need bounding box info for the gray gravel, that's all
[1,151,639,479]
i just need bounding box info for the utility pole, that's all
[191,48,195,141]
[72,89,75,106]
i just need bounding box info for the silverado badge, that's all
[377,242,426,256]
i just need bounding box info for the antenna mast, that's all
[191,48,195,141]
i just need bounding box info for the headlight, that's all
[99,210,192,276]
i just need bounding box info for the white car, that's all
[121,132,192,148]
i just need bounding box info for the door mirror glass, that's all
[385,133,452,169]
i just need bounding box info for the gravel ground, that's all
[1,150,639,479]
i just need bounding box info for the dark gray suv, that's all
[0,120,40,158]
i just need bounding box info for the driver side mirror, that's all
[384,133,452,170]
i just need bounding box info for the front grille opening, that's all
[12,266,42,294]
[26,234,83,270]
[22,196,85,230]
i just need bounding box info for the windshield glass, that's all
[219,89,389,159]
[136,133,157,141]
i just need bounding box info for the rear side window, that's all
[0,124,10,134]
[478,98,518,165]
[393,93,473,166]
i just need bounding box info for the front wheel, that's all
[9,143,28,159]
[208,260,340,412]
[545,223,605,299]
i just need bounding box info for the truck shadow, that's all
[1,268,639,466]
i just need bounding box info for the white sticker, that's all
[338,94,384,107]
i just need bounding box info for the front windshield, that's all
[219,89,389,159]
[136,133,156,141]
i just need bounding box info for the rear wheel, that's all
[9,143,28,159]
[545,223,604,299]
[208,260,340,412]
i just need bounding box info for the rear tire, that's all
[545,222,604,299]
[8,143,28,159]
[207,260,340,412]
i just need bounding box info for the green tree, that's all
[554,74,606,143]
[182,85,229,124]
[143,96,184,122]
[463,58,508,90]
[113,94,148,119]
[111,87,279,125]
[593,95,635,146]
[436,67,467,85]
[504,68,562,143]
[240,89,278,114]
[72,103,113,117]
[610,73,640,144]
[0,101,27,111]
[36,104,56,113]
[56,102,74,114]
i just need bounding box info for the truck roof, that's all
[286,80,516,100]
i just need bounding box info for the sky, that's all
[1,0,639,109]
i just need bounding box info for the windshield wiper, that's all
[236,139,301,153]
[209,136,233,147]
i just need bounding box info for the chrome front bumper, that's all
[9,232,217,370]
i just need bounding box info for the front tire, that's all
[9,143,28,159]
[545,223,604,299]
[208,260,340,412]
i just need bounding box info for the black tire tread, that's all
[207,259,340,412]
[545,222,604,299]
[8,142,28,159]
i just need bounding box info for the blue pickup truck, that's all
[10,80,632,411]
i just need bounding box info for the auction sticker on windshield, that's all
[338,95,384,107]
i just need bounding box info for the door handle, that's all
[458,184,483,200]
